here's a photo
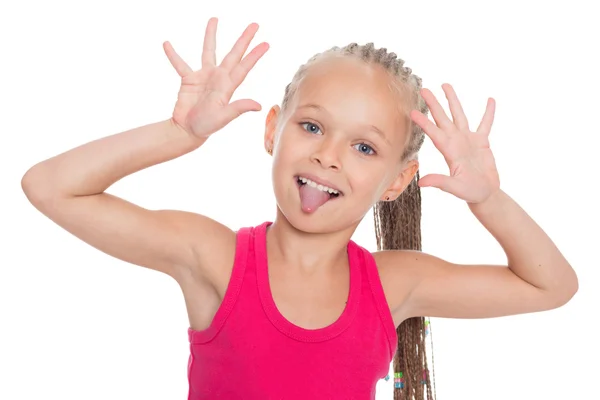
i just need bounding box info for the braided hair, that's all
[280,43,435,400]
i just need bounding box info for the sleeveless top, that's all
[186,221,398,399]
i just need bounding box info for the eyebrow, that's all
[297,103,391,145]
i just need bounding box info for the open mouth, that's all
[295,176,342,199]
[294,175,343,214]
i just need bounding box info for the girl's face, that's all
[265,56,419,234]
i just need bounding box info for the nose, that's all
[310,138,341,171]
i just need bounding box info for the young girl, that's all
[21,18,578,400]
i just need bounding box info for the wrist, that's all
[468,189,505,215]
[167,118,207,149]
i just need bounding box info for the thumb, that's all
[223,99,262,121]
[418,174,454,192]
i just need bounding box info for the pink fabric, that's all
[187,221,397,399]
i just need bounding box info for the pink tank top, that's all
[186,221,398,399]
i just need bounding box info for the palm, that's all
[172,67,234,136]
[445,133,500,202]
[412,84,500,204]
[164,18,269,138]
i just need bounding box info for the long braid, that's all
[374,174,435,400]
[281,43,434,400]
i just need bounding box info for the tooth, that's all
[299,176,339,193]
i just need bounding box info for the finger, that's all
[220,22,259,71]
[418,173,455,193]
[476,98,496,135]
[442,83,470,132]
[229,42,270,88]
[163,41,193,77]
[202,17,218,68]
[421,88,454,130]
[218,99,262,125]
[411,109,446,148]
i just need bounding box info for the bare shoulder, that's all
[174,214,238,331]
[372,250,423,325]
[24,181,238,291]
[23,171,240,330]
[373,249,573,322]
[174,212,237,292]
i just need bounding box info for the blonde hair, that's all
[281,43,435,400]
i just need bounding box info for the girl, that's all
[21,18,578,400]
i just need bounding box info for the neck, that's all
[266,207,359,276]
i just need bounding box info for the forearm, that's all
[468,189,578,296]
[23,118,205,197]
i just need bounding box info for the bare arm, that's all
[377,190,578,321]
[21,18,268,283]
[377,85,577,322]
[24,119,202,198]
[21,119,232,280]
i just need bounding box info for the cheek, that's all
[271,133,305,177]
[349,168,381,191]
[349,164,392,194]
[276,129,313,159]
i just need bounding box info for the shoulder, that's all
[371,250,425,322]
[371,249,466,322]
[175,214,238,294]
[372,248,567,320]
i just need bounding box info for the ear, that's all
[264,105,280,155]
[380,159,420,201]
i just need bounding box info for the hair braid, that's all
[281,43,434,400]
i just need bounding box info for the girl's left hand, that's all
[411,84,500,204]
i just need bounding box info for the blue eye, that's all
[301,122,321,135]
[354,143,376,155]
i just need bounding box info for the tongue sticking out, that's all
[299,184,331,213]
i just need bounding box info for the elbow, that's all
[559,286,577,307]
[22,164,55,206]
[565,272,579,303]
[22,166,43,199]
[22,167,38,193]
[563,267,579,303]
[22,167,39,199]
[548,271,579,309]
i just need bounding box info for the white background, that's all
[1,0,599,399]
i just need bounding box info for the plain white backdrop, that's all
[1,0,598,399]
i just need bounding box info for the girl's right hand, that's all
[163,18,269,139]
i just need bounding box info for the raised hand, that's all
[163,18,269,139]
[411,84,500,204]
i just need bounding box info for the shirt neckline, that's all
[254,221,361,342]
